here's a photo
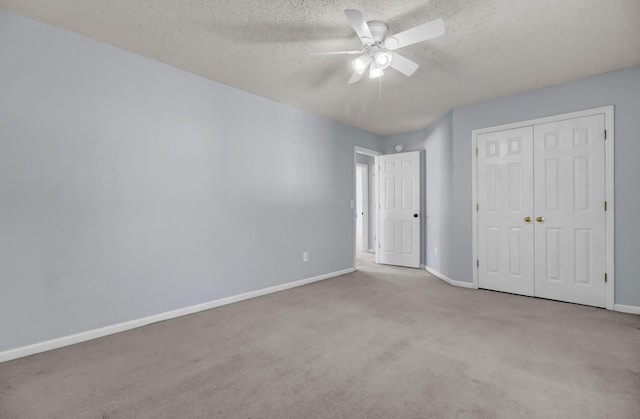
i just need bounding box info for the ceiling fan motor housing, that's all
[367,21,389,44]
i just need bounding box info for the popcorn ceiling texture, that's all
[1,0,639,135]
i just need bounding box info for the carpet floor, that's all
[1,253,639,418]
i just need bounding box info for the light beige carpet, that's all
[1,254,639,418]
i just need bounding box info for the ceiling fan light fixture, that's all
[369,63,384,79]
[352,55,370,74]
[375,51,392,69]
[385,37,399,50]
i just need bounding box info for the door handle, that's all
[413,213,419,218]
[524,216,531,222]
[536,216,544,223]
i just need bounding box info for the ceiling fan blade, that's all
[348,71,364,84]
[385,18,445,50]
[389,53,419,76]
[308,50,364,56]
[344,9,374,44]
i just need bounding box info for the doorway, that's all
[354,147,422,270]
[354,147,380,268]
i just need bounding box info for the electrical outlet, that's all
[303,252,309,262]
[434,247,438,256]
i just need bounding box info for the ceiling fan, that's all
[313,10,445,84]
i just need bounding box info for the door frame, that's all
[471,106,615,310]
[354,146,381,267]
[355,163,369,252]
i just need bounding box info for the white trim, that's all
[604,108,615,310]
[614,304,640,315]
[471,106,615,136]
[471,106,615,307]
[471,125,479,289]
[354,146,382,157]
[0,267,355,364]
[356,163,369,253]
[374,155,380,264]
[425,266,474,289]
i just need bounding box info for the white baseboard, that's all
[423,268,638,312]
[0,267,356,364]
[424,266,474,289]
[614,304,640,315]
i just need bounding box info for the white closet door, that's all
[533,115,606,307]
[378,151,420,268]
[477,127,535,295]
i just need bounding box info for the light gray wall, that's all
[386,66,640,307]
[0,9,384,353]
[355,153,375,251]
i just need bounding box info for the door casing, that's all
[356,163,369,252]
[471,106,615,310]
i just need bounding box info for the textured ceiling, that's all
[2,0,640,135]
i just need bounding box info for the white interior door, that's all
[378,151,420,268]
[533,115,606,307]
[477,127,535,295]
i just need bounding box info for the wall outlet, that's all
[350,200,355,208]
[303,252,309,262]
[434,247,438,256]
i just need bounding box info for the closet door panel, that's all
[533,114,606,307]
[477,127,535,296]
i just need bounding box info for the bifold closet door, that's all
[533,115,606,307]
[477,127,535,296]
